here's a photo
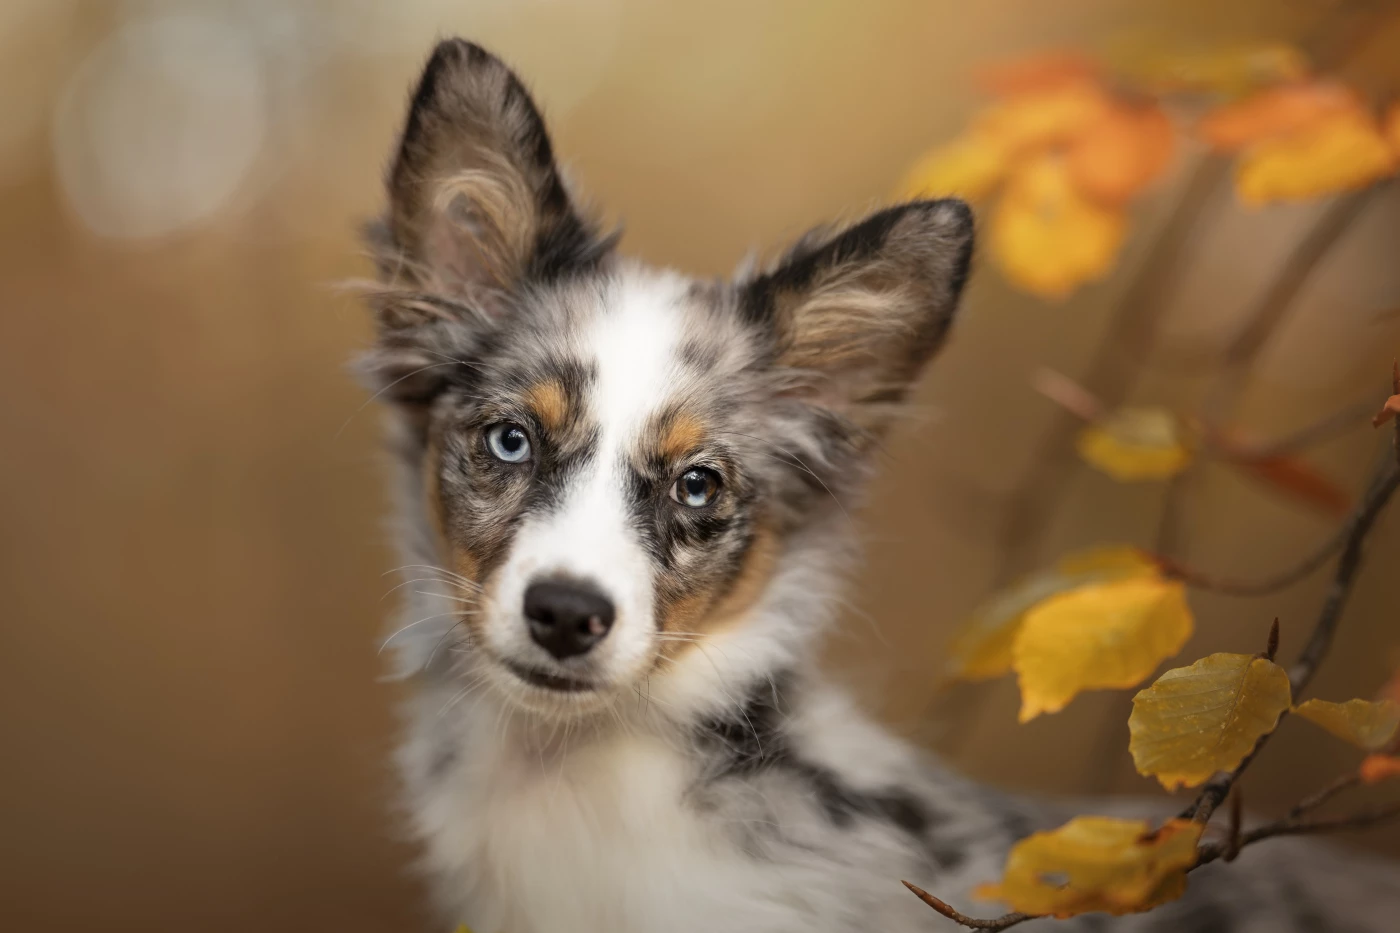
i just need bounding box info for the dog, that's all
[359,39,1400,932]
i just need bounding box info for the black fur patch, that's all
[695,675,960,868]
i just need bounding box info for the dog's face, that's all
[365,41,973,719]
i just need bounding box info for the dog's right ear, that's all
[362,39,612,403]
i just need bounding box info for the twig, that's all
[1154,473,1379,596]
[1224,787,1244,862]
[1180,456,1400,824]
[1195,800,1400,869]
[1220,398,1380,460]
[993,156,1232,585]
[900,882,1035,931]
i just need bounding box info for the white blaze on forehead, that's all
[484,271,691,679]
[587,271,690,443]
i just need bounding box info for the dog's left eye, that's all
[485,422,532,463]
[671,467,721,508]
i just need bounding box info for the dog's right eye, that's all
[485,422,532,463]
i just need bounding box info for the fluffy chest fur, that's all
[398,679,1007,933]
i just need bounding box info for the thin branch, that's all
[993,156,1232,585]
[1202,189,1381,418]
[1224,787,1244,862]
[900,882,1035,931]
[1195,800,1400,869]
[1180,456,1400,824]
[1220,398,1381,460]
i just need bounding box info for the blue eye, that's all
[672,467,721,508]
[485,423,531,463]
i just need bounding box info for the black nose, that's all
[523,579,615,660]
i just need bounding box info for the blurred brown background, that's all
[2,1,1399,931]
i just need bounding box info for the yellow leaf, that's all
[1235,110,1397,206]
[948,546,1158,680]
[898,132,1010,202]
[1014,578,1193,721]
[973,81,1114,155]
[989,155,1126,299]
[975,816,1202,917]
[1129,653,1292,790]
[1294,698,1400,751]
[1066,103,1175,205]
[1197,81,1360,151]
[1077,407,1193,481]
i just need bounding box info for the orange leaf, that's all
[1197,81,1360,150]
[1228,453,1351,516]
[973,81,1114,155]
[975,50,1101,96]
[1235,110,1397,206]
[1067,103,1175,204]
[1360,755,1400,784]
[989,155,1127,299]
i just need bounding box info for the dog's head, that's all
[364,40,973,721]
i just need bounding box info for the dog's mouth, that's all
[503,660,597,693]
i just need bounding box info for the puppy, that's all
[360,39,1400,933]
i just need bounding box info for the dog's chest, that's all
[423,728,794,933]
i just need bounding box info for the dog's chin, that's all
[480,656,626,718]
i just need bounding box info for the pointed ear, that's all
[742,199,974,433]
[377,38,613,303]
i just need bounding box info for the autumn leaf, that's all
[1235,110,1397,206]
[948,546,1159,680]
[975,50,1101,96]
[1067,103,1174,205]
[899,132,1011,202]
[1129,653,1292,790]
[1077,407,1193,481]
[1014,578,1193,721]
[1294,698,1400,751]
[973,81,1114,155]
[1360,755,1400,784]
[990,155,1127,299]
[974,816,1202,917]
[1197,81,1360,151]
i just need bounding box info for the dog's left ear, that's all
[380,38,612,303]
[743,199,974,434]
[362,40,613,407]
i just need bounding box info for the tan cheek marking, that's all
[658,411,707,461]
[526,379,569,432]
[657,524,780,661]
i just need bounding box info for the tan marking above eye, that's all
[658,411,707,461]
[525,379,569,431]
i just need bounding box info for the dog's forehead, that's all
[499,269,747,440]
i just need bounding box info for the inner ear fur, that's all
[742,199,974,428]
[377,38,613,306]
